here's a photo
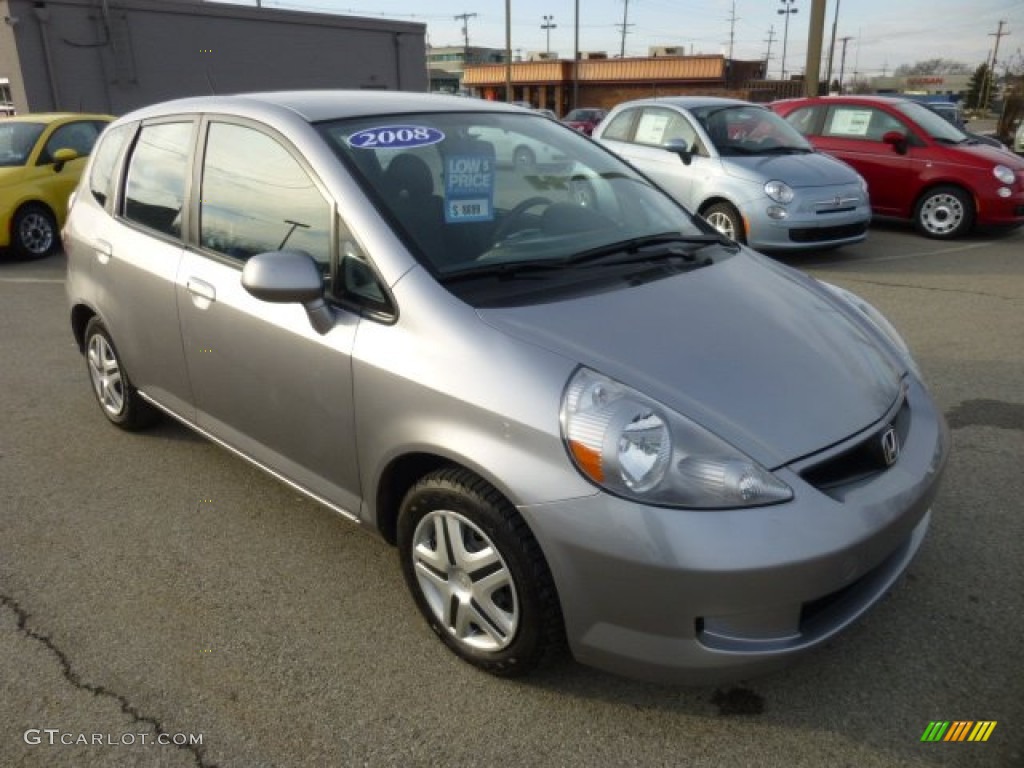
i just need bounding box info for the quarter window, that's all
[123,122,194,238]
[200,122,331,266]
[89,124,133,207]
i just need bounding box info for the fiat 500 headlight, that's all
[764,180,795,204]
[993,164,1015,185]
[561,368,792,508]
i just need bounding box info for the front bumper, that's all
[520,376,949,683]
[745,200,871,251]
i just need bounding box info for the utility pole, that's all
[764,24,777,77]
[837,35,853,91]
[541,15,556,55]
[727,1,739,61]
[824,0,842,91]
[618,0,633,58]
[778,0,798,80]
[573,0,580,110]
[504,2,511,102]
[981,20,1009,111]
[455,12,477,73]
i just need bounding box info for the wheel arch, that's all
[70,303,98,352]
[912,180,977,214]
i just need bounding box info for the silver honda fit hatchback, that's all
[65,91,948,683]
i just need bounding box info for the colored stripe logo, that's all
[921,721,997,742]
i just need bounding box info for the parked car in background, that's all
[533,108,558,121]
[593,96,871,251]
[65,90,948,684]
[0,113,112,258]
[1015,120,1024,155]
[562,107,607,136]
[923,102,1006,150]
[773,95,1024,239]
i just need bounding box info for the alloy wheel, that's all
[87,333,125,416]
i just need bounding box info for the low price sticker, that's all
[445,154,495,224]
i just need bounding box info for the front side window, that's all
[200,122,331,266]
[822,106,905,142]
[123,122,194,238]
[634,108,704,154]
[89,123,134,207]
[39,121,103,164]
[0,122,45,167]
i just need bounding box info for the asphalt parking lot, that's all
[1,223,1022,768]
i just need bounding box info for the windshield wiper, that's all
[566,232,734,266]
[440,259,570,284]
[754,145,813,154]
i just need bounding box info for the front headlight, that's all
[764,180,795,204]
[561,368,792,508]
[993,164,1015,185]
[818,281,922,380]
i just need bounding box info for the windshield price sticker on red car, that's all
[444,153,495,223]
[347,125,445,149]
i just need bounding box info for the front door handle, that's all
[187,278,216,309]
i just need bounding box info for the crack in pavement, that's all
[0,591,218,768]
[833,277,1020,302]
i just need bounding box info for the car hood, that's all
[722,151,862,188]
[477,251,902,468]
[946,141,1024,167]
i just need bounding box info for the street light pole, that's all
[778,0,798,80]
[541,15,556,55]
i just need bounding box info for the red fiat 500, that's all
[771,95,1024,239]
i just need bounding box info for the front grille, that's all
[788,221,868,243]
[799,394,911,492]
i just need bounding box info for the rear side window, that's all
[123,122,194,238]
[199,122,331,266]
[89,124,133,207]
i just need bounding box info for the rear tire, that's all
[913,185,974,239]
[83,317,160,430]
[703,202,746,243]
[397,467,563,677]
[12,204,58,259]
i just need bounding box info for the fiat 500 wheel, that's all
[398,467,562,677]
[703,202,745,243]
[914,185,974,239]
[84,317,159,430]
[12,205,58,259]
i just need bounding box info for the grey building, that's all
[0,0,427,115]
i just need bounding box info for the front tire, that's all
[397,467,562,677]
[914,185,974,239]
[84,317,159,430]
[12,204,58,259]
[703,202,746,243]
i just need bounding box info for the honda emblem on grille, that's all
[881,427,900,466]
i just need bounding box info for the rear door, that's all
[176,117,362,514]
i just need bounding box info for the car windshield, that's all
[691,105,813,156]
[318,111,717,294]
[0,122,45,167]
[896,101,966,143]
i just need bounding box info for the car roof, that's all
[773,95,916,108]
[118,90,529,124]
[0,112,114,124]
[612,96,756,111]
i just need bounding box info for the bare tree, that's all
[893,58,971,76]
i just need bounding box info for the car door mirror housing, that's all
[52,147,78,172]
[242,250,335,334]
[882,131,908,155]
[663,138,693,166]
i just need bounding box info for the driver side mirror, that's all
[882,131,909,155]
[241,250,336,335]
[663,138,693,166]
[52,147,77,173]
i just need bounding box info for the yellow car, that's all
[1,113,113,258]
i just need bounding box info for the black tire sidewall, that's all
[397,470,552,676]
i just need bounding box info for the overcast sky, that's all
[219,0,1023,78]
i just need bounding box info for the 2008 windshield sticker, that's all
[347,125,445,149]
[444,154,495,224]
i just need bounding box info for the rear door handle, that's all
[187,278,216,308]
